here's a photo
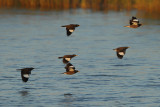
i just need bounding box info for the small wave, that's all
[111,64,137,67]
[86,74,130,78]
[18,90,29,96]
[64,93,73,96]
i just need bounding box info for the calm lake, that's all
[0,9,160,107]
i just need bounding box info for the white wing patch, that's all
[23,74,30,78]
[132,21,138,25]
[119,52,125,56]
[69,29,74,32]
[69,68,75,71]
[133,19,138,22]
[65,58,71,61]
[69,66,74,68]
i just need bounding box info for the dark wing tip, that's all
[132,16,137,19]
[66,29,72,36]
[22,78,28,82]
[117,52,124,59]
[61,25,66,27]
[21,75,29,82]
[118,56,123,59]
[129,19,132,25]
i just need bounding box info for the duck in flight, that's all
[17,67,34,82]
[124,16,142,28]
[58,54,78,64]
[61,24,80,36]
[113,47,130,59]
[62,63,79,75]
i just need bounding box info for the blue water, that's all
[0,9,160,107]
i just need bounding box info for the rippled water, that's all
[0,9,160,107]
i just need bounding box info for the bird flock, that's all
[18,16,142,83]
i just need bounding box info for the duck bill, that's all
[124,25,130,28]
[113,49,116,51]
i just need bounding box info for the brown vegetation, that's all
[0,0,159,13]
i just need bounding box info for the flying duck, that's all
[61,24,80,36]
[17,67,34,82]
[124,16,142,28]
[58,54,78,64]
[113,47,130,59]
[63,63,79,75]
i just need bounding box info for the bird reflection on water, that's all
[19,90,29,97]
[59,93,75,106]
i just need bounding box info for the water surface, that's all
[0,9,160,107]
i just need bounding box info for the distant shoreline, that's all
[0,0,159,13]
[0,0,160,19]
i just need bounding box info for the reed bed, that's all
[0,0,159,13]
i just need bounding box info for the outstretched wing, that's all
[21,71,29,82]
[66,28,75,36]
[116,52,124,59]
[65,63,75,72]
[130,16,139,25]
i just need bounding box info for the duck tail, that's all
[61,25,66,27]
[58,57,63,59]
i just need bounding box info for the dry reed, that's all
[0,0,159,13]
